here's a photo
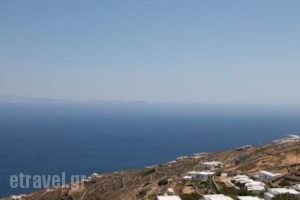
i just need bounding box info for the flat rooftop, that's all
[237,196,263,200]
[157,196,182,200]
[204,194,234,200]
[268,188,300,194]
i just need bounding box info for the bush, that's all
[237,188,252,196]
[220,187,252,198]
[137,189,148,198]
[143,182,150,187]
[141,168,155,176]
[279,179,291,187]
[220,186,239,198]
[258,191,265,198]
[216,171,222,176]
[272,193,299,200]
[180,193,202,200]
[158,179,169,186]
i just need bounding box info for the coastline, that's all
[3,135,300,200]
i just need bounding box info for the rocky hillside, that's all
[4,136,300,200]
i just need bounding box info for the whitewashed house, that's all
[292,184,300,191]
[272,134,300,144]
[182,175,192,180]
[233,175,265,194]
[176,156,189,161]
[264,188,300,200]
[193,152,208,158]
[247,185,265,195]
[237,196,263,200]
[258,171,282,182]
[187,171,215,181]
[10,195,27,200]
[234,175,253,184]
[203,194,233,200]
[167,188,175,195]
[156,195,182,200]
[201,161,223,171]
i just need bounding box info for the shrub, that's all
[180,193,202,200]
[158,179,169,186]
[258,191,265,198]
[216,171,222,176]
[141,168,155,176]
[143,182,150,187]
[137,189,148,198]
[272,193,299,200]
[220,187,252,198]
[220,186,239,198]
[279,179,291,187]
[237,188,252,196]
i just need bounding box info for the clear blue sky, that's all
[1,0,300,104]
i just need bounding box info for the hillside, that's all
[4,137,300,200]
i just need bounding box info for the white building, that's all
[10,195,27,200]
[203,194,233,200]
[168,160,177,164]
[156,195,182,200]
[258,171,282,182]
[234,175,257,185]
[167,188,175,195]
[234,175,253,184]
[201,161,223,171]
[236,145,252,151]
[182,175,192,180]
[247,185,265,195]
[193,152,208,158]
[264,188,300,200]
[292,184,300,191]
[233,175,265,194]
[176,156,189,161]
[187,171,215,181]
[237,196,263,200]
[234,175,249,179]
[272,134,300,144]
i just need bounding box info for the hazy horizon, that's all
[2,93,300,108]
[1,1,300,105]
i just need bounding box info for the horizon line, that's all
[1,94,300,108]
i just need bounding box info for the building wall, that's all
[264,192,273,200]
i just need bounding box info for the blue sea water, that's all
[1,102,300,197]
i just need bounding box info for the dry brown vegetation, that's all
[5,141,300,200]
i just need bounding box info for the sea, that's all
[1,102,300,197]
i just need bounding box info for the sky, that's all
[0,0,300,105]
